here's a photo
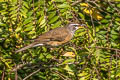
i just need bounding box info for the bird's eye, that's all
[73,26,76,29]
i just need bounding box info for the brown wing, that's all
[34,27,70,43]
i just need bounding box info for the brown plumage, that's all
[15,23,85,53]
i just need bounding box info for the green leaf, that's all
[110,34,118,39]
[23,17,33,25]
[64,65,73,72]
[24,26,34,31]
[23,1,29,8]
[98,31,107,34]
[24,23,33,28]
[62,59,75,64]
[9,6,17,11]
[40,18,46,26]
[21,6,28,13]
[48,11,56,20]
[115,21,120,25]
[115,18,120,22]
[28,30,36,34]
[27,11,33,17]
[78,13,85,19]
[51,21,61,29]
[117,4,120,8]
[15,27,21,32]
[64,65,74,75]
[52,0,66,2]
[114,0,120,2]
[20,9,27,16]
[11,13,17,18]
[111,42,117,47]
[46,54,52,59]
[47,5,54,11]
[105,15,111,19]
[57,3,70,8]
[111,30,118,35]
[48,16,59,24]
[10,10,17,16]
[0,22,7,27]
[75,31,87,37]
[0,28,2,33]
[101,19,109,23]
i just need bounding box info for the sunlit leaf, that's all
[15,27,22,32]
[48,16,59,24]
[57,3,70,8]
[63,52,75,57]
[48,11,56,20]
[24,26,34,31]
[62,59,75,64]
[51,21,61,29]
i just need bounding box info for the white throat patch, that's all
[70,24,79,26]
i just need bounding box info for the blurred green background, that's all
[0,0,120,80]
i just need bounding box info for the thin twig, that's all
[71,0,83,6]
[94,64,102,80]
[108,55,112,80]
[67,0,80,23]
[115,50,118,80]
[0,38,5,41]
[44,0,49,31]
[1,67,5,80]
[52,1,64,24]
[23,68,41,80]
[15,64,18,80]
[52,70,71,80]
[108,1,120,15]
[76,46,120,52]
[32,0,37,34]
[11,62,32,72]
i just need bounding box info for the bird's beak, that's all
[78,24,86,29]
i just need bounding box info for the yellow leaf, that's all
[0,57,11,69]
[8,78,11,80]
[63,52,75,57]
[9,28,13,32]
[80,3,103,20]
[15,33,19,38]
[80,3,89,7]
[83,8,93,14]
[93,10,103,20]
[20,38,22,41]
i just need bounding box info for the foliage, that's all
[0,0,120,80]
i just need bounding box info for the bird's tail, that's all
[15,42,42,53]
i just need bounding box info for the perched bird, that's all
[15,23,85,53]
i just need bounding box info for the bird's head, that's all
[67,23,86,34]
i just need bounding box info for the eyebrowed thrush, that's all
[15,23,85,53]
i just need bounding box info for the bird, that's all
[15,23,85,53]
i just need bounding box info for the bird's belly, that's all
[46,35,73,46]
[46,41,62,46]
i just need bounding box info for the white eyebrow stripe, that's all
[33,43,44,47]
[70,24,79,26]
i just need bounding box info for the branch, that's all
[76,46,120,52]
[71,0,83,6]
[11,62,32,72]
[23,68,41,80]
